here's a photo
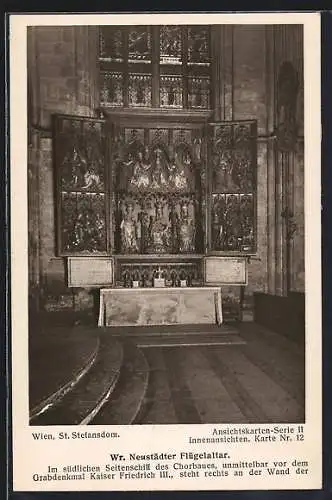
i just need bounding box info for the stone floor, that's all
[29,321,305,425]
[137,323,304,424]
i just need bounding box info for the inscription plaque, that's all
[204,257,247,285]
[67,257,114,287]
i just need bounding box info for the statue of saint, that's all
[151,147,169,189]
[177,203,195,253]
[120,203,139,253]
[169,156,187,191]
[130,147,151,189]
[148,204,170,253]
[138,208,150,253]
[120,152,136,190]
[169,148,193,191]
[212,212,224,250]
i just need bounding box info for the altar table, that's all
[98,287,223,327]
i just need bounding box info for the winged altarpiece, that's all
[54,113,257,288]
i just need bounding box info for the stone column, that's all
[272,24,304,296]
[27,28,41,312]
[211,25,234,121]
[265,26,277,294]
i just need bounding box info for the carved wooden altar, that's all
[54,112,257,320]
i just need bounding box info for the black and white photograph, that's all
[10,12,322,492]
[27,21,306,426]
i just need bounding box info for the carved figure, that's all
[177,203,195,253]
[128,29,149,56]
[119,150,141,190]
[62,146,87,189]
[170,165,187,191]
[138,208,150,253]
[151,147,169,189]
[161,27,181,57]
[224,195,240,249]
[193,136,202,161]
[211,196,227,250]
[189,28,208,62]
[135,80,145,105]
[70,212,85,249]
[85,210,103,250]
[82,163,102,190]
[148,203,170,253]
[120,203,139,253]
[67,208,104,252]
[213,215,224,250]
[130,147,151,189]
[213,150,238,192]
[169,148,193,191]
[95,212,105,239]
[170,154,187,191]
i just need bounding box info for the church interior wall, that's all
[27,24,304,319]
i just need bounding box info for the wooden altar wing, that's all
[54,114,110,256]
[207,120,257,255]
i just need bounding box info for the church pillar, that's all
[74,25,99,115]
[290,26,304,293]
[292,142,305,291]
[265,26,276,294]
[27,28,41,312]
[254,24,304,337]
[273,152,282,296]
[273,25,304,296]
[28,132,41,312]
[211,25,234,121]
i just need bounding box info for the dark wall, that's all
[254,292,305,343]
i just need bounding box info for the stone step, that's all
[136,333,246,348]
[99,323,239,337]
[29,327,100,419]
[30,338,123,426]
[90,342,149,425]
